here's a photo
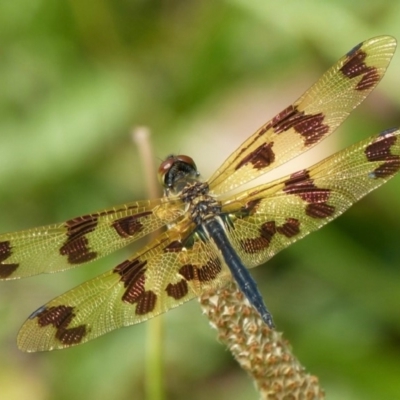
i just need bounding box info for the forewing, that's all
[208,36,396,195]
[17,227,231,351]
[0,198,185,280]
[220,128,400,268]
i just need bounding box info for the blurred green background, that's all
[1,1,400,399]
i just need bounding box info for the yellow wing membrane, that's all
[1,36,399,351]
[0,198,185,279]
[208,36,396,195]
[221,128,400,268]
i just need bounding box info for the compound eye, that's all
[158,156,175,186]
[174,155,196,169]
[158,155,197,188]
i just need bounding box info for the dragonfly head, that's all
[158,154,201,195]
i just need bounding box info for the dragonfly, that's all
[1,36,399,352]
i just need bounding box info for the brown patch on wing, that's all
[260,221,277,241]
[305,203,335,218]
[284,169,335,218]
[340,47,380,91]
[241,221,277,253]
[276,218,300,238]
[284,170,330,203]
[373,162,400,179]
[179,258,222,282]
[135,290,157,315]
[0,241,19,278]
[60,215,98,264]
[365,133,400,178]
[220,106,328,173]
[241,199,263,215]
[0,241,12,262]
[114,259,146,303]
[112,211,153,238]
[64,215,99,237]
[240,218,300,254]
[33,305,87,346]
[269,105,329,146]
[60,236,97,264]
[235,142,275,171]
[269,105,297,130]
[114,258,157,314]
[0,263,19,278]
[166,279,189,300]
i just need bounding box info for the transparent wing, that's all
[17,226,231,351]
[0,198,185,279]
[208,36,396,195]
[220,128,400,267]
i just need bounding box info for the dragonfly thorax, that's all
[187,193,221,225]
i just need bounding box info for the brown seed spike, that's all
[277,218,300,238]
[235,142,275,171]
[306,203,335,219]
[0,241,19,278]
[166,279,189,300]
[340,49,379,91]
[135,291,157,315]
[111,212,152,238]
